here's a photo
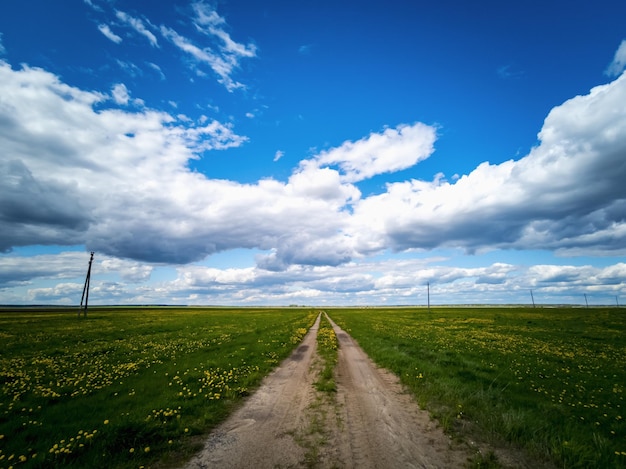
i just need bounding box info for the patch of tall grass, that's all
[328,307,626,468]
[0,307,316,468]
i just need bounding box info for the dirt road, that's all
[184,312,472,468]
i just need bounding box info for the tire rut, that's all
[327,314,470,468]
[185,313,322,469]
[184,312,473,468]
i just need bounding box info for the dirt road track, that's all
[184,313,472,468]
[327,315,469,468]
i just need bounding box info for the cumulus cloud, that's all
[606,39,626,77]
[2,251,623,306]
[123,259,626,305]
[0,252,86,288]
[111,83,130,105]
[98,24,122,44]
[0,251,152,289]
[351,72,626,256]
[312,123,436,183]
[0,61,358,268]
[2,54,626,278]
[0,61,249,262]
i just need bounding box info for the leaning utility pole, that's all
[427,282,430,313]
[530,289,536,308]
[79,252,94,318]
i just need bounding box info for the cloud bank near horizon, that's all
[2,250,625,306]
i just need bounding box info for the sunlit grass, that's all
[0,307,316,468]
[328,307,626,468]
[314,313,338,393]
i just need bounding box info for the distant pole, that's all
[79,252,94,318]
[584,293,589,308]
[530,289,535,308]
[617,296,620,308]
[427,282,430,312]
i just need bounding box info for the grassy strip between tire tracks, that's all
[328,306,626,469]
[0,307,317,468]
[294,312,339,467]
[314,313,338,393]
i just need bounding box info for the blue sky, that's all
[1,0,626,306]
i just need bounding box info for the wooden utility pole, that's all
[79,252,94,318]
[584,293,589,308]
[427,282,430,313]
[530,289,535,308]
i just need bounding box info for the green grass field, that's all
[2,306,625,468]
[328,307,626,468]
[0,307,316,468]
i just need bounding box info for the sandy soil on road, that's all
[326,315,470,468]
[184,312,473,469]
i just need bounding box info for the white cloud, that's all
[0,61,353,268]
[111,83,130,105]
[0,62,249,261]
[273,150,284,162]
[0,32,6,55]
[160,26,245,92]
[98,24,122,44]
[287,161,360,203]
[159,3,256,92]
[99,257,153,282]
[83,0,103,12]
[147,62,165,80]
[115,10,158,47]
[111,83,144,107]
[0,251,153,289]
[313,123,437,182]
[0,252,88,287]
[1,55,626,296]
[606,39,626,77]
[85,258,626,305]
[351,72,626,256]
[298,44,313,55]
[116,59,142,77]
[191,1,257,59]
